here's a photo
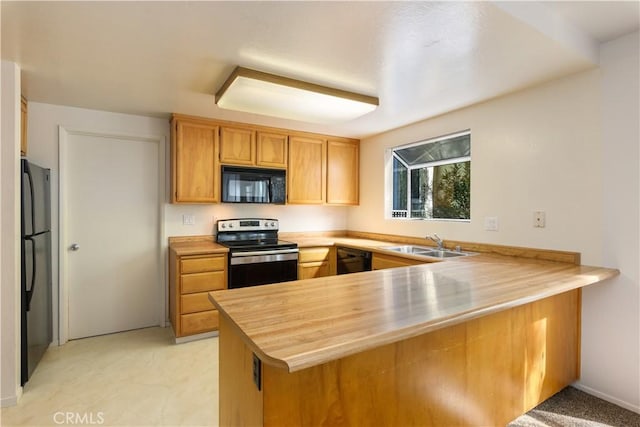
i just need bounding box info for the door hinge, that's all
[252,353,262,391]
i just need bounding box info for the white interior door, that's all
[64,132,160,339]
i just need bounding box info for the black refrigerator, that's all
[21,159,52,386]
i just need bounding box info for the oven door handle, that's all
[230,251,299,266]
[231,248,299,257]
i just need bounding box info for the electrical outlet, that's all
[182,214,195,225]
[533,211,546,228]
[484,216,499,231]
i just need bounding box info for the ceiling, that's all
[2,1,638,139]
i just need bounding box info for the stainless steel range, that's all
[216,218,298,289]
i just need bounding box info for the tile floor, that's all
[0,327,218,426]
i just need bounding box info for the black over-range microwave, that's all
[221,166,286,204]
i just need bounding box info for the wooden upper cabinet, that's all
[256,132,288,168]
[20,96,27,156]
[219,126,256,166]
[169,114,359,205]
[171,118,219,203]
[327,139,359,205]
[288,136,326,204]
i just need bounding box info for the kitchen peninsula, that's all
[209,246,618,426]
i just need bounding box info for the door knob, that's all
[70,243,80,251]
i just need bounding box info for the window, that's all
[388,131,470,220]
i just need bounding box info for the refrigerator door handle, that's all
[24,236,36,311]
[23,161,36,236]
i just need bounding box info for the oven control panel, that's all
[217,218,279,232]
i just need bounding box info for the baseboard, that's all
[572,382,640,414]
[174,330,218,344]
[1,387,22,408]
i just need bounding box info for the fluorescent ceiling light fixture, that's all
[215,67,379,123]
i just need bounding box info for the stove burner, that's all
[218,239,297,252]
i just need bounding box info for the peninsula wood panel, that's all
[219,316,263,426]
[287,136,326,204]
[217,290,580,427]
[326,139,359,205]
[256,132,288,168]
[171,119,219,203]
[220,126,255,165]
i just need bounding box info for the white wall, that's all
[1,60,22,406]
[26,103,171,345]
[352,69,603,263]
[351,33,639,411]
[578,31,639,411]
[165,204,348,237]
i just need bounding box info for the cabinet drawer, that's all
[181,256,226,274]
[181,310,219,336]
[299,247,332,263]
[181,292,216,314]
[181,271,226,294]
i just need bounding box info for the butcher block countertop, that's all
[169,238,228,256]
[209,253,618,373]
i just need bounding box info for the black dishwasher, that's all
[336,247,372,274]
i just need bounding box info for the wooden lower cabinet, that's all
[219,289,581,426]
[169,251,227,338]
[298,247,336,279]
[372,252,429,270]
[181,310,220,336]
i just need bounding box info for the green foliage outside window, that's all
[389,131,470,221]
[432,161,470,219]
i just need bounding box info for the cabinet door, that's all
[20,96,27,156]
[181,310,219,336]
[298,261,330,280]
[288,136,326,204]
[327,140,359,205]
[172,120,219,203]
[299,247,336,276]
[220,126,255,165]
[256,132,288,168]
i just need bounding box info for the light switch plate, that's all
[183,214,195,225]
[484,216,499,231]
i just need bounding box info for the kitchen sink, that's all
[381,245,433,254]
[419,249,468,258]
[382,245,474,258]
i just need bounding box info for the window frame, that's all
[386,130,471,222]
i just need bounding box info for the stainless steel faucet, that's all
[426,233,444,250]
